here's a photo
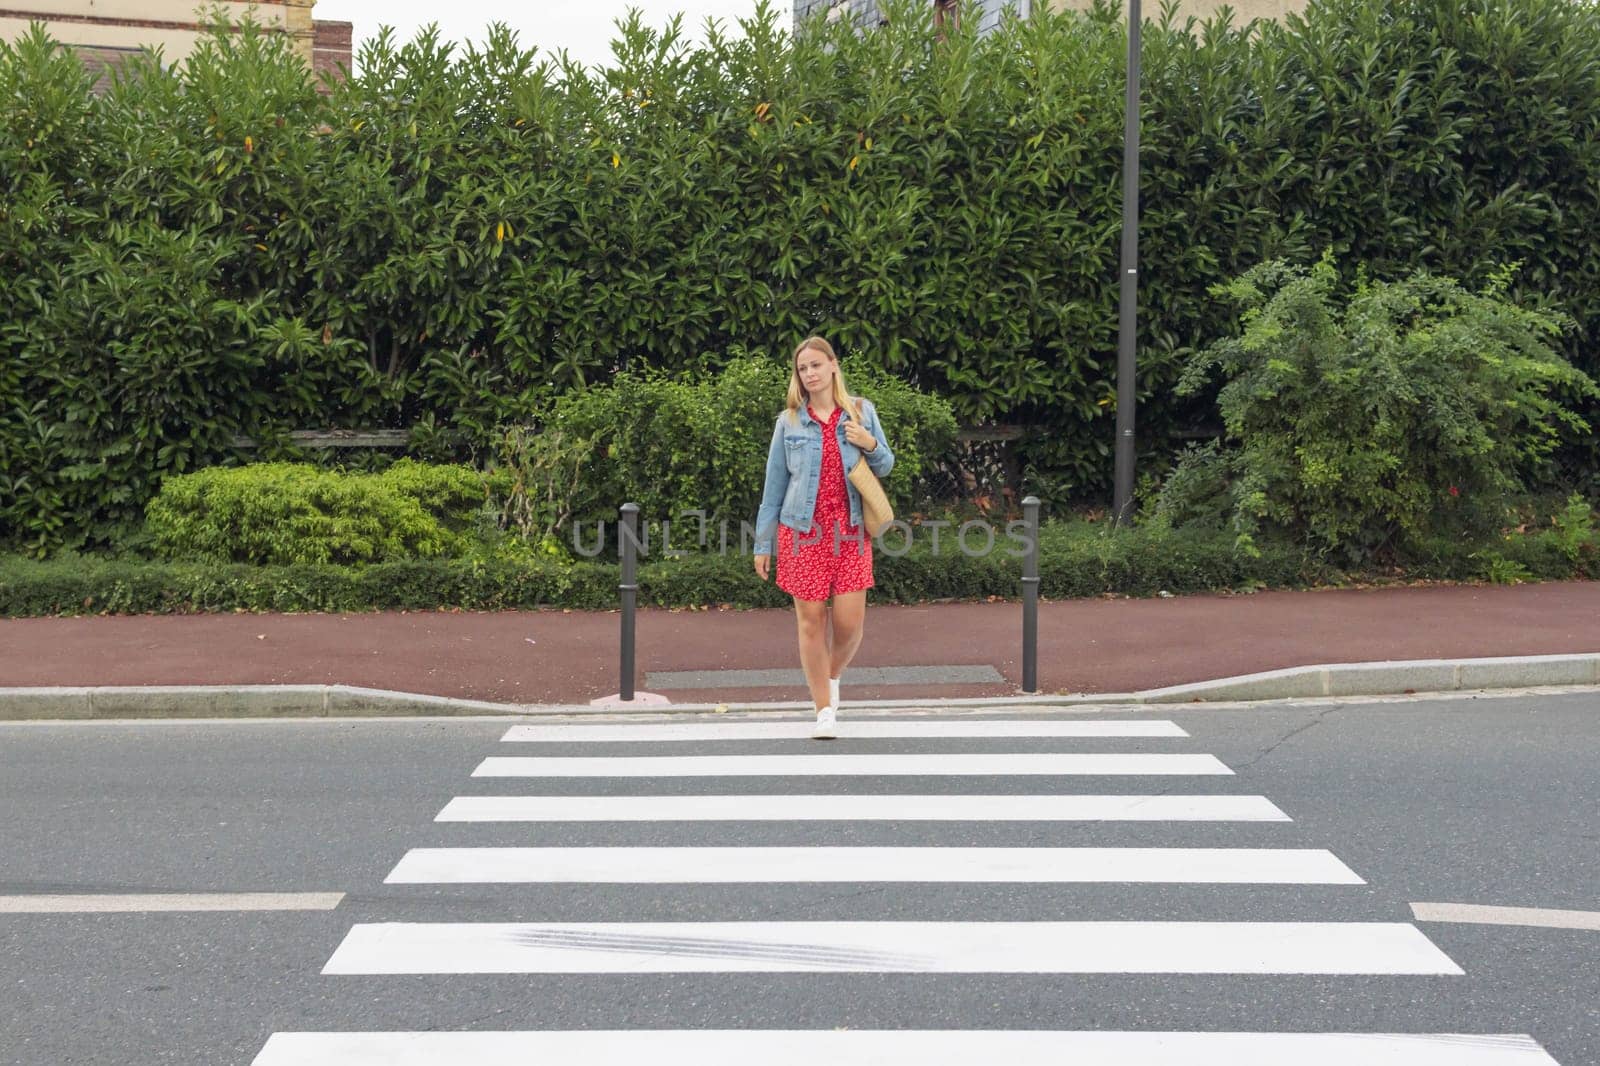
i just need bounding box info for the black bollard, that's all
[619,503,639,701]
[1021,495,1040,694]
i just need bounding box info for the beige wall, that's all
[2,0,317,65]
[1048,0,1306,23]
[0,17,195,60]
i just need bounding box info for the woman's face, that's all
[796,348,834,397]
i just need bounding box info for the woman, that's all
[753,336,895,738]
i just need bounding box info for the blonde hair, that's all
[785,336,863,425]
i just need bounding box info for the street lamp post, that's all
[1112,0,1141,525]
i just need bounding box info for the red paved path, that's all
[1,582,1595,705]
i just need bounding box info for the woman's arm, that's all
[863,400,894,477]
[752,416,788,558]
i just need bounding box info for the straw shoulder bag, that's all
[845,398,894,537]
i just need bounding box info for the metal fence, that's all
[910,425,1029,517]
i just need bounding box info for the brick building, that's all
[311,17,350,82]
[0,0,353,88]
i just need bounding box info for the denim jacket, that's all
[753,399,895,557]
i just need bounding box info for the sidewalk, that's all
[0,581,1595,708]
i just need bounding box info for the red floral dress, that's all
[777,406,875,602]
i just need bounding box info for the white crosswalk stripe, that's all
[473,751,1233,777]
[499,719,1190,741]
[435,793,1291,821]
[253,1029,1562,1065]
[254,716,1562,1065]
[322,919,1461,975]
[384,845,1364,884]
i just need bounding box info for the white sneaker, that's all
[829,676,840,710]
[812,705,837,740]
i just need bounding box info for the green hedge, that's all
[5,517,1592,617]
[6,0,1600,552]
[0,554,611,615]
[144,460,504,565]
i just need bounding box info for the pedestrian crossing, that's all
[251,714,1563,1064]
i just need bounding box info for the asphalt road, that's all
[1,691,1596,1065]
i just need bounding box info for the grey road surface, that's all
[0,692,1596,1065]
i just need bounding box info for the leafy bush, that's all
[519,353,958,554]
[0,23,340,554]
[373,458,505,537]
[1547,493,1599,569]
[144,460,499,565]
[492,424,595,548]
[1156,254,1597,563]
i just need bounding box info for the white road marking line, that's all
[384,846,1362,885]
[0,892,344,913]
[435,793,1291,822]
[321,921,1462,975]
[499,720,1190,742]
[1412,901,1600,932]
[472,752,1233,777]
[252,1030,1561,1066]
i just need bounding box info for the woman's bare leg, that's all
[829,589,867,681]
[794,597,833,709]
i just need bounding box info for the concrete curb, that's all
[1,653,1596,720]
[1128,653,1600,703]
[0,685,536,721]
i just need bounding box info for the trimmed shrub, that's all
[0,554,611,615]
[144,460,499,565]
